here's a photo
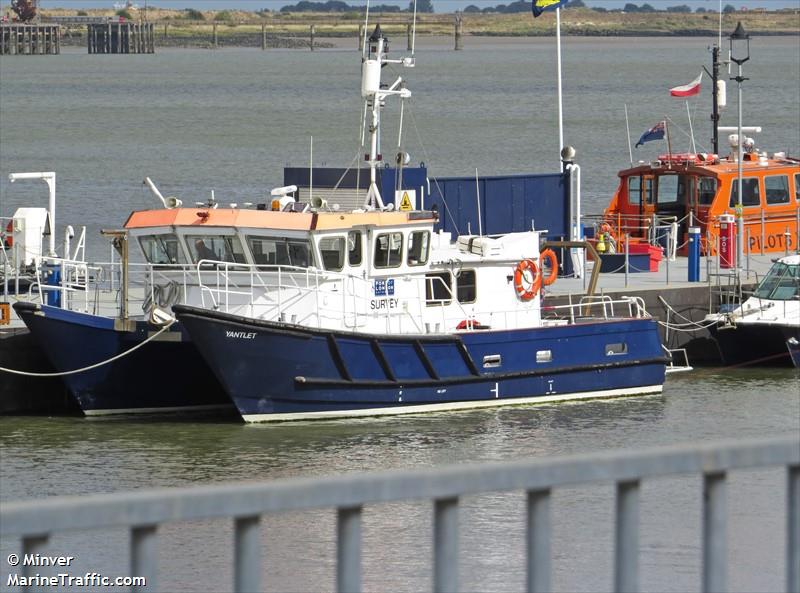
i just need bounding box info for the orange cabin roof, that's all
[617,154,799,180]
[124,208,434,232]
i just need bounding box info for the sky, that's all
[33,1,800,12]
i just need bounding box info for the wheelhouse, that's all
[604,152,799,255]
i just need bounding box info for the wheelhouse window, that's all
[456,269,476,303]
[627,176,653,205]
[138,234,186,265]
[187,235,246,264]
[764,175,790,205]
[795,173,799,202]
[425,272,452,305]
[627,176,642,205]
[348,231,362,267]
[246,236,314,267]
[656,174,690,206]
[729,178,761,208]
[697,177,718,206]
[374,232,403,269]
[318,236,345,271]
[407,230,430,266]
[753,262,799,301]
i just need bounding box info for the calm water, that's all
[1,37,799,592]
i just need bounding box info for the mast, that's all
[361,25,413,211]
[711,44,721,155]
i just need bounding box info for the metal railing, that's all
[2,437,797,593]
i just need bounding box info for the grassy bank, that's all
[43,7,800,48]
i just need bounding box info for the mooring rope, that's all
[656,295,721,332]
[0,318,176,377]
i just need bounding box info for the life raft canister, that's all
[513,258,541,301]
[539,249,558,286]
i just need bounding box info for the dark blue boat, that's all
[174,305,668,422]
[13,302,232,416]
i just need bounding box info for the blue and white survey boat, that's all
[172,26,669,423]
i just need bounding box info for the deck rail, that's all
[2,437,798,593]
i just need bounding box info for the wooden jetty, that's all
[87,22,154,54]
[0,24,60,55]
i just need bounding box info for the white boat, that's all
[707,254,800,366]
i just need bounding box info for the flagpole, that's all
[686,100,697,154]
[556,7,564,171]
[664,119,672,169]
[624,104,633,165]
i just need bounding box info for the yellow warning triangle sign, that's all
[399,192,413,211]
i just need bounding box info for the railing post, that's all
[702,472,727,593]
[624,234,629,288]
[130,525,158,592]
[614,480,640,593]
[434,497,459,593]
[234,515,261,593]
[337,505,362,593]
[789,465,800,593]
[23,534,49,582]
[526,489,551,593]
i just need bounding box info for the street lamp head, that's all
[729,21,750,65]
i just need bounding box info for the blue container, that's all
[45,263,61,308]
[688,227,700,282]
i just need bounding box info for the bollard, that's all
[407,23,412,51]
[454,15,463,50]
[262,23,266,50]
[310,24,315,51]
[212,22,218,48]
[688,227,700,282]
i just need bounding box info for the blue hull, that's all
[174,305,668,422]
[13,302,233,416]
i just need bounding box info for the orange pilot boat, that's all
[602,33,799,260]
[603,149,799,257]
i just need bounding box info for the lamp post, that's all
[729,21,750,274]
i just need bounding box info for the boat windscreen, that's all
[753,262,800,301]
[138,234,186,265]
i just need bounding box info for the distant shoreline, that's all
[36,6,800,49]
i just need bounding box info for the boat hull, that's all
[787,338,800,369]
[174,305,668,422]
[13,302,233,416]
[709,322,800,367]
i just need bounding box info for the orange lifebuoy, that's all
[539,249,559,286]
[513,258,541,301]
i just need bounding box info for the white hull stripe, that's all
[83,404,234,416]
[241,384,664,423]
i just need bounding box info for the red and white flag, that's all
[670,72,703,97]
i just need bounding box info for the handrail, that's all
[1,437,797,593]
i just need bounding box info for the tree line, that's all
[270,1,743,15]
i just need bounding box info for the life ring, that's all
[513,258,541,301]
[539,249,558,286]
